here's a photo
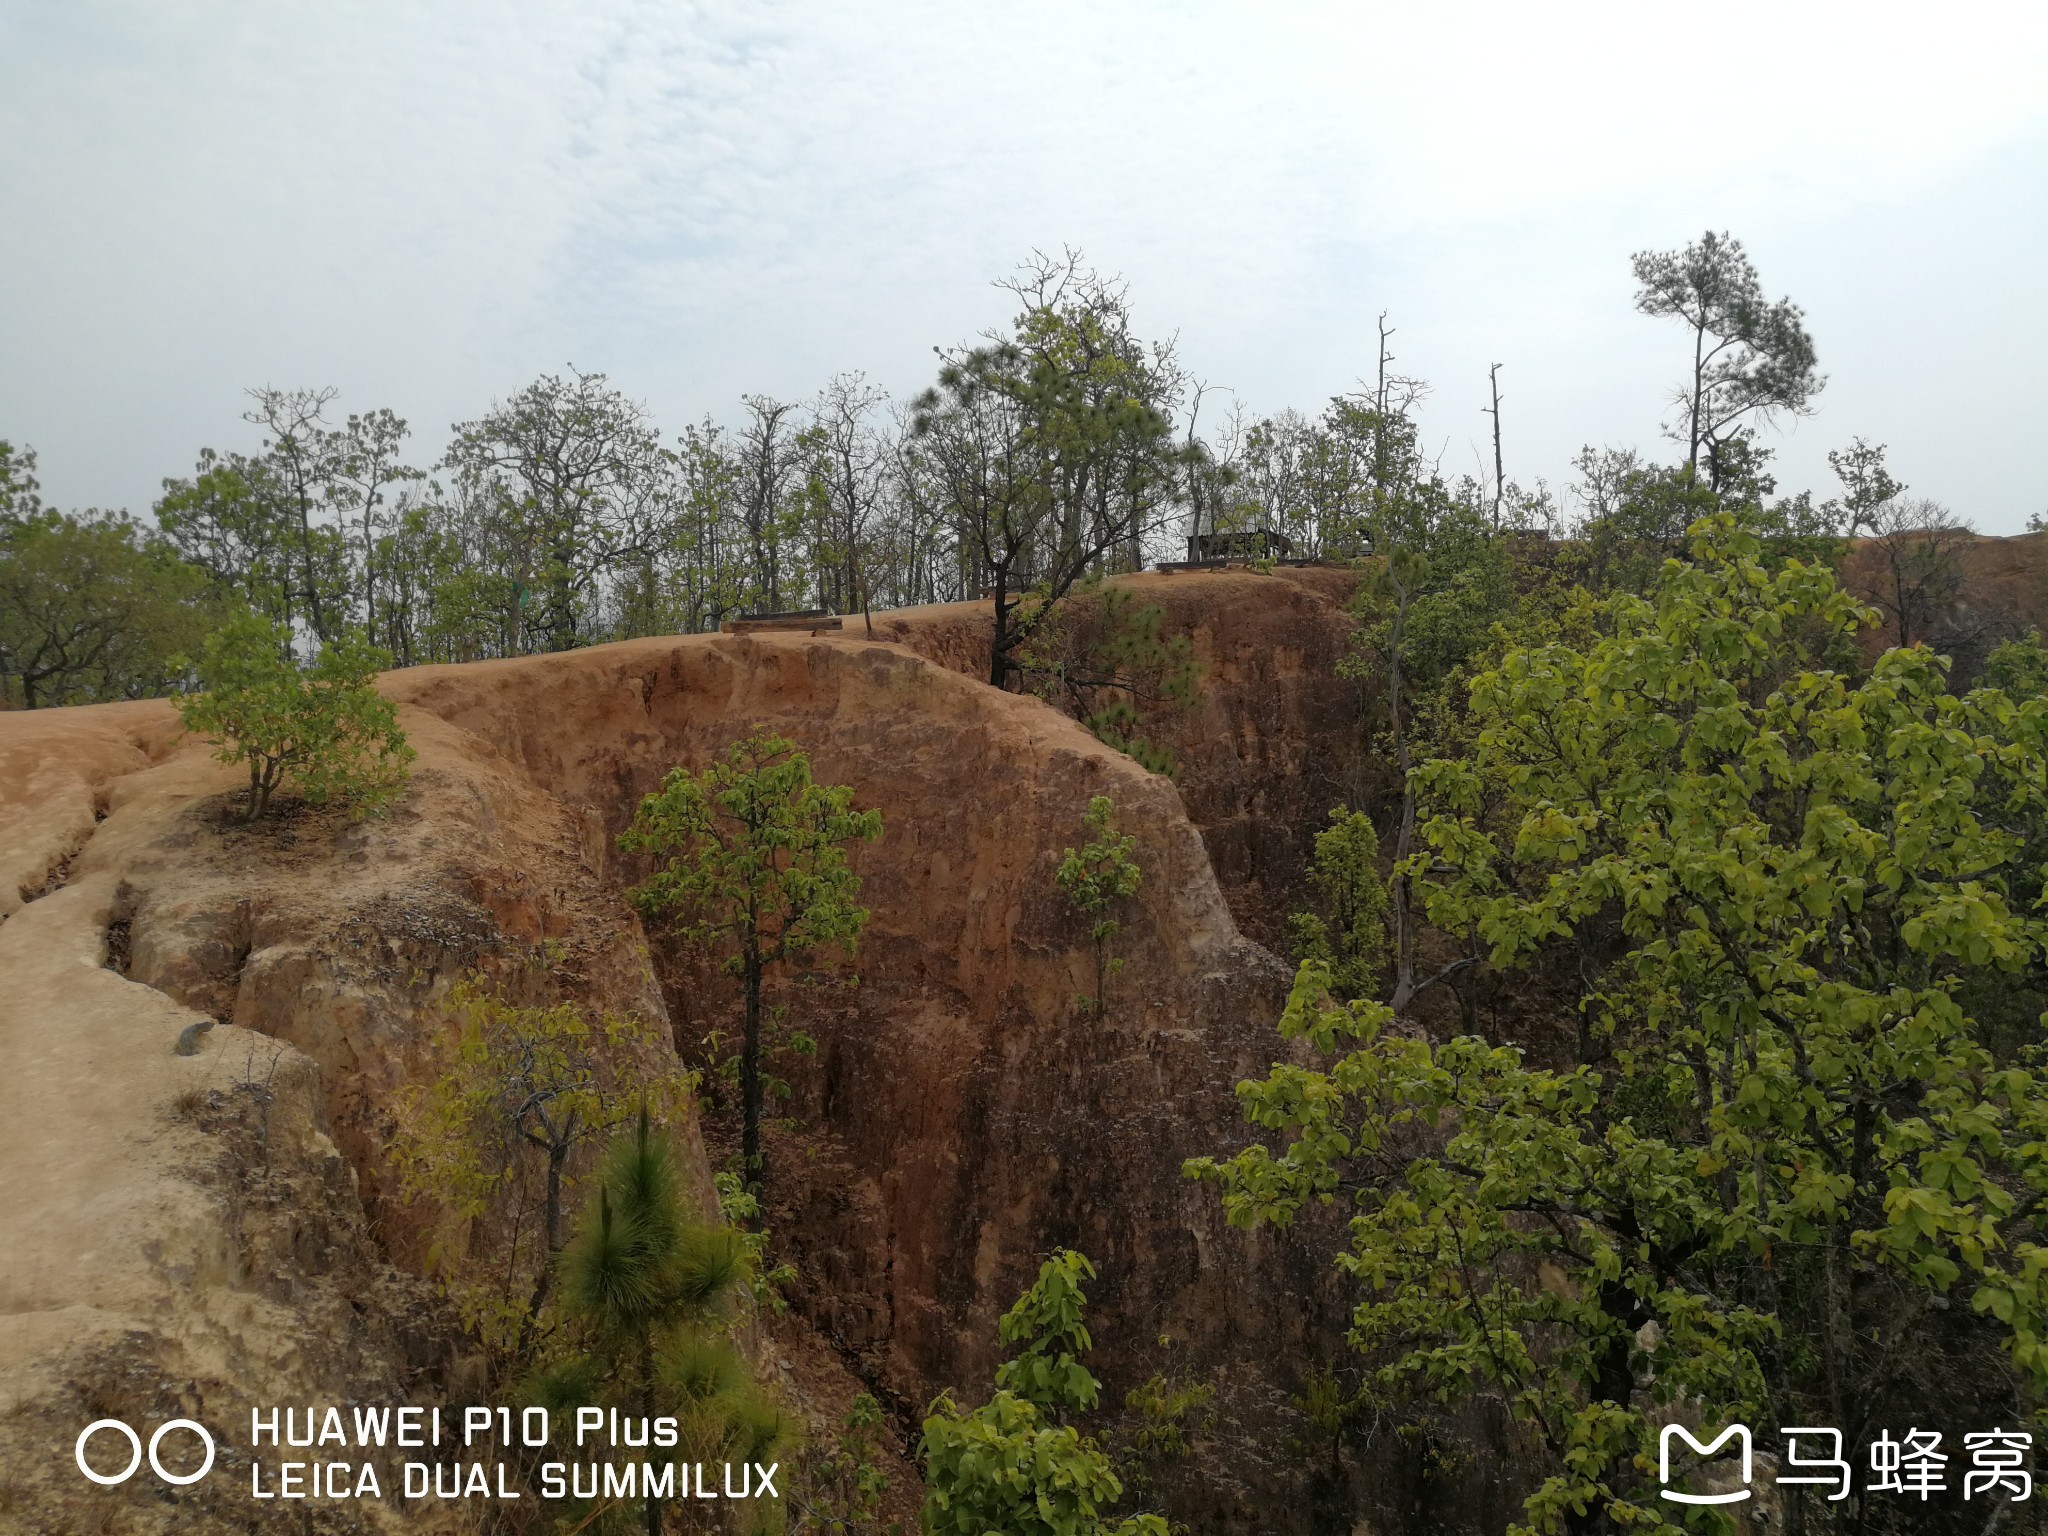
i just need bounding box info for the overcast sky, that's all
[4,2,2045,531]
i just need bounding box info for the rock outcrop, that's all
[874,566,1374,952]
[0,707,458,1534]
[1836,527,2048,677]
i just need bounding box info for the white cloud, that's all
[3,0,2044,526]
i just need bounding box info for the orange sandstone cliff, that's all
[0,569,1448,1534]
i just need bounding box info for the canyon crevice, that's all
[0,568,1413,1533]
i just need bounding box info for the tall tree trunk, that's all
[1688,320,1706,476]
[297,484,331,643]
[1487,363,1505,531]
[362,504,378,645]
[989,583,1013,690]
[525,1139,569,1319]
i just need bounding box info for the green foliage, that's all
[1119,1375,1212,1458]
[1027,582,1201,777]
[919,1251,1165,1536]
[175,612,413,820]
[1286,807,1388,1002]
[1984,631,2048,701]
[1570,450,1723,593]
[715,1170,797,1309]
[0,439,40,522]
[621,731,881,1194]
[799,1392,901,1536]
[1330,403,1510,1018]
[529,1111,787,1535]
[1193,515,2048,1532]
[1631,230,1822,482]
[1113,1367,1215,1500]
[1822,435,1905,537]
[391,971,694,1358]
[442,369,665,654]
[0,506,214,708]
[621,730,881,983]
[1570,443,1842,600]
[1327,396,1510,711]
[995,1250,1103,1414]
[1055,796,1143,1016]
[156,447,307,629]
[910,252,1191,690]
[1341,477,1511,704]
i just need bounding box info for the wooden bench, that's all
[719,610,845,635]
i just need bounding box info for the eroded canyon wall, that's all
[383,628,1363,1525]
[0,574,1397,1533]
[875,566,1375,953]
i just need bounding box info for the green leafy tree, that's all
[176,612,413,819]
[155,447,300,628]
[0,438,42,522]
[1984,630,2048,701]
[368,495,477,665]
[1112,1369,1215,1502]
[443,369,666,654]
[1822,435,1905,537]
[531,1110,786,1536]
[0,508,213,707]
[1572,441,1837,598]
[1569,447,1722,594]
[1630,230,1823,488]
[912,251,1190,691]
[621,731,881,1197]
[1055,796,1142,1017]
[328,406,426,644]
[1193,516,2048,1534]
[799,371,892,622]
[1336,406,1507,1017]
[920,1251,1166,1536]
[232,386,362,644]
[392,972,694,1353]
[1286,807,1388,1002]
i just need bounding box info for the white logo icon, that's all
[75,1419,215,1487]
[1660,1423,1753,1505]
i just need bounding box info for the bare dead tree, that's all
[1861,497,1974,650]
[808,374,890,633]
[735,395,800,612]
[1483,364,1505,532]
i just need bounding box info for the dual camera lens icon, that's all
[74,1419,216,1487]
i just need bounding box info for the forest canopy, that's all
[1,237,2004,714]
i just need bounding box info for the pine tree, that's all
[622,732,881,1198]
[531,1110,785,1536]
